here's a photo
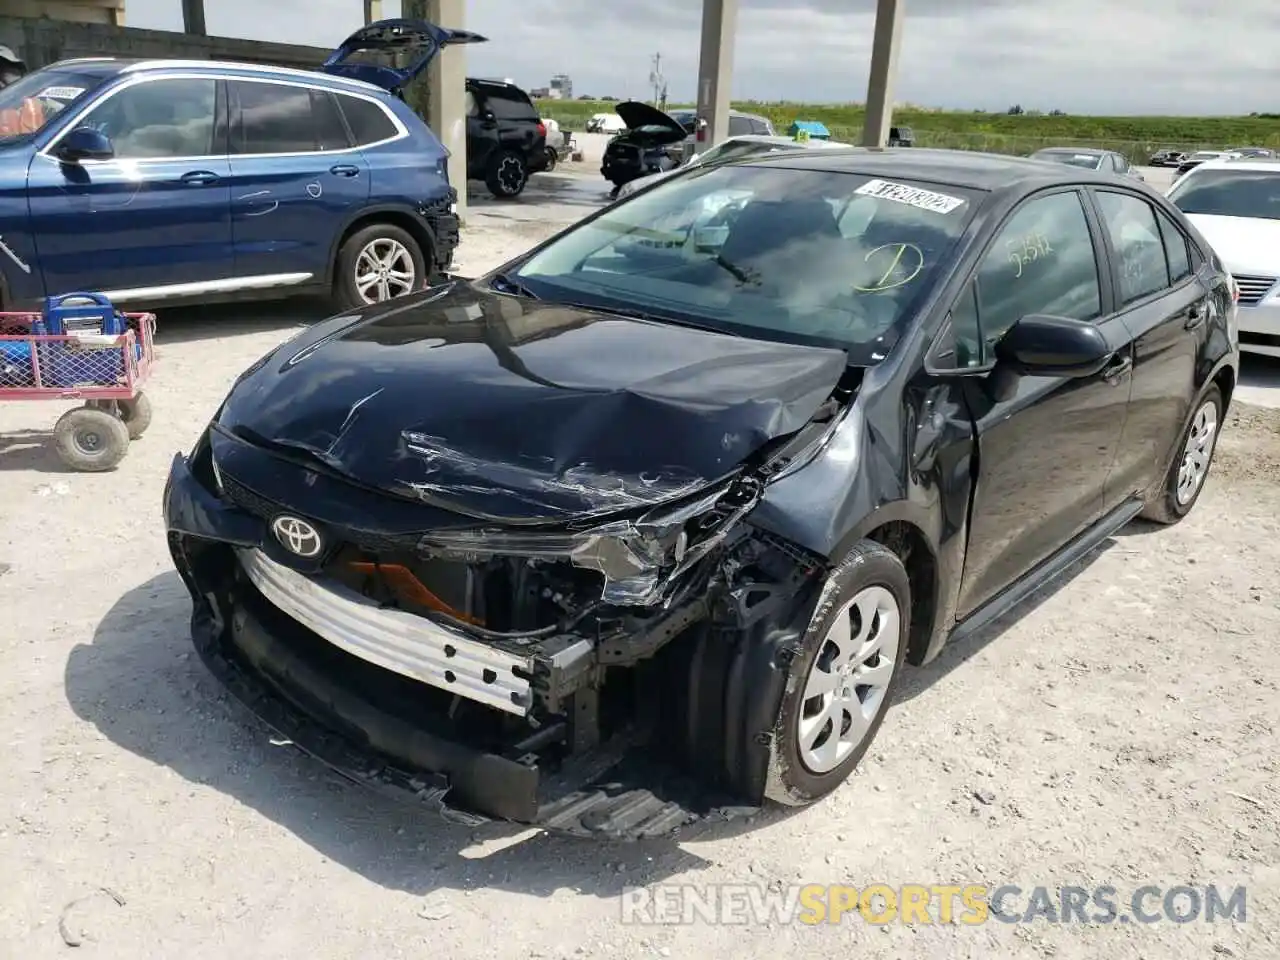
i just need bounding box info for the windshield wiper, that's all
[490,272,539,299]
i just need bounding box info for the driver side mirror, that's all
[55,126,113,163]
[986,313,1113,402]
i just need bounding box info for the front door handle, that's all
[1185,302,1208,329]
[329,164,360,178]
[181,170,220,185]
[1101,353,1133,385]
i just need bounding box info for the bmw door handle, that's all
[180,170,220,185]
[1185,302,1208,329]
[329,164,360,178]
[1101,353,1133,385]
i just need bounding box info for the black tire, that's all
[54,405,130,472]
[1141,384,1223,525]
[118,391,152,440]
[763,540,910,807]
[486,150,529,199]
[332,223,427,313]
[543,147,558,173]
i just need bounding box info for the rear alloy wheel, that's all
[765,540,910,806]
[486,150,529,199]
[334,223,426,311]
[1141,384,1222,524]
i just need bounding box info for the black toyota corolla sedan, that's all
[164,149,1239,838]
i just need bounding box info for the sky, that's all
[122,0,1276,115]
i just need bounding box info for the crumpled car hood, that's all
[216,282,848,523]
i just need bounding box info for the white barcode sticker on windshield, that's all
[854,178,966,214]
[37,86,85,100]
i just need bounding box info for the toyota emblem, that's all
[271,515,323,557]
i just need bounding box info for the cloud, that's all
[121,0,1274,114]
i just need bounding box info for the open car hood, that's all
[321,18,488,93]
[615,100,689,143]
[216,282,848,524]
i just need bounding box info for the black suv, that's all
[466,78,548,199]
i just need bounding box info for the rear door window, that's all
[1095,190,1171,304]
[231,80,330,154]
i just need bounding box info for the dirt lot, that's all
[1,183,1278,959]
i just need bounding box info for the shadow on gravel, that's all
[150,297,334,347]
[67,572,795,897]
[69,540,1113,894]
[893,542,1112,703]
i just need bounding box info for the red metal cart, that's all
[0,301,157,471]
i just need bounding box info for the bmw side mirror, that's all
[56,126,114,163]
[986,314,1113,402]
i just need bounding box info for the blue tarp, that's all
[788,120,831,139]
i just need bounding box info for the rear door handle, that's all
[181,170,219,185]
[1185,302,1208,329]
[1101,353,1133,384]
[329,164,360,178]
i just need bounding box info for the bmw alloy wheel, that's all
[497,155,526,194]
[797,585,901,774]
[1175,398,1218,505]
[354,238,416,303]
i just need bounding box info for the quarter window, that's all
[1096,191,1171,304]
[337,93,398,146]
[77,77,216,159]
[1155,209,1192,283]
[972,191,1102,359]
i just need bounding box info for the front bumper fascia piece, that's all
[163,450,732,838]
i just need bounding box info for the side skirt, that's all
[948,497,1145,647]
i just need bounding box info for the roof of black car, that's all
[741,147,1125,192]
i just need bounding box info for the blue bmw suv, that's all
[0,19,480,312]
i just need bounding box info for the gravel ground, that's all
[1,181,1278,959]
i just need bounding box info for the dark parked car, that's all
[465,77,548,198]
[165,149,1238,839]
[1030,147,1144,181]
[1149,149,1187,167]
[600,101,773,194]
[888,125,914,146]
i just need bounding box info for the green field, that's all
[535,99,1280,164]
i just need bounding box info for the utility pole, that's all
[648,53,664,106]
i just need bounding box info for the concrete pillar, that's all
[861,0,904,147]
[181,0,206,36]
[363,0,383,25]
[425,0,468,224]
[693,0,738,154]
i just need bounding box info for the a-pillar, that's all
[693,0,738,153]
[861,0,904,147]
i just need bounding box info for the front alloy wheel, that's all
[354,238,416,303]
[797,585,901,774]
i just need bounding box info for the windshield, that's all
[1169,169,1280,220]
[1033,151,1102,170]
[511,164,982,362]
[0,68,107,143]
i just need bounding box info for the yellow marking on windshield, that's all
[852,242,925,292]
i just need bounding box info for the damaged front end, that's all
[165,293,859,837]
